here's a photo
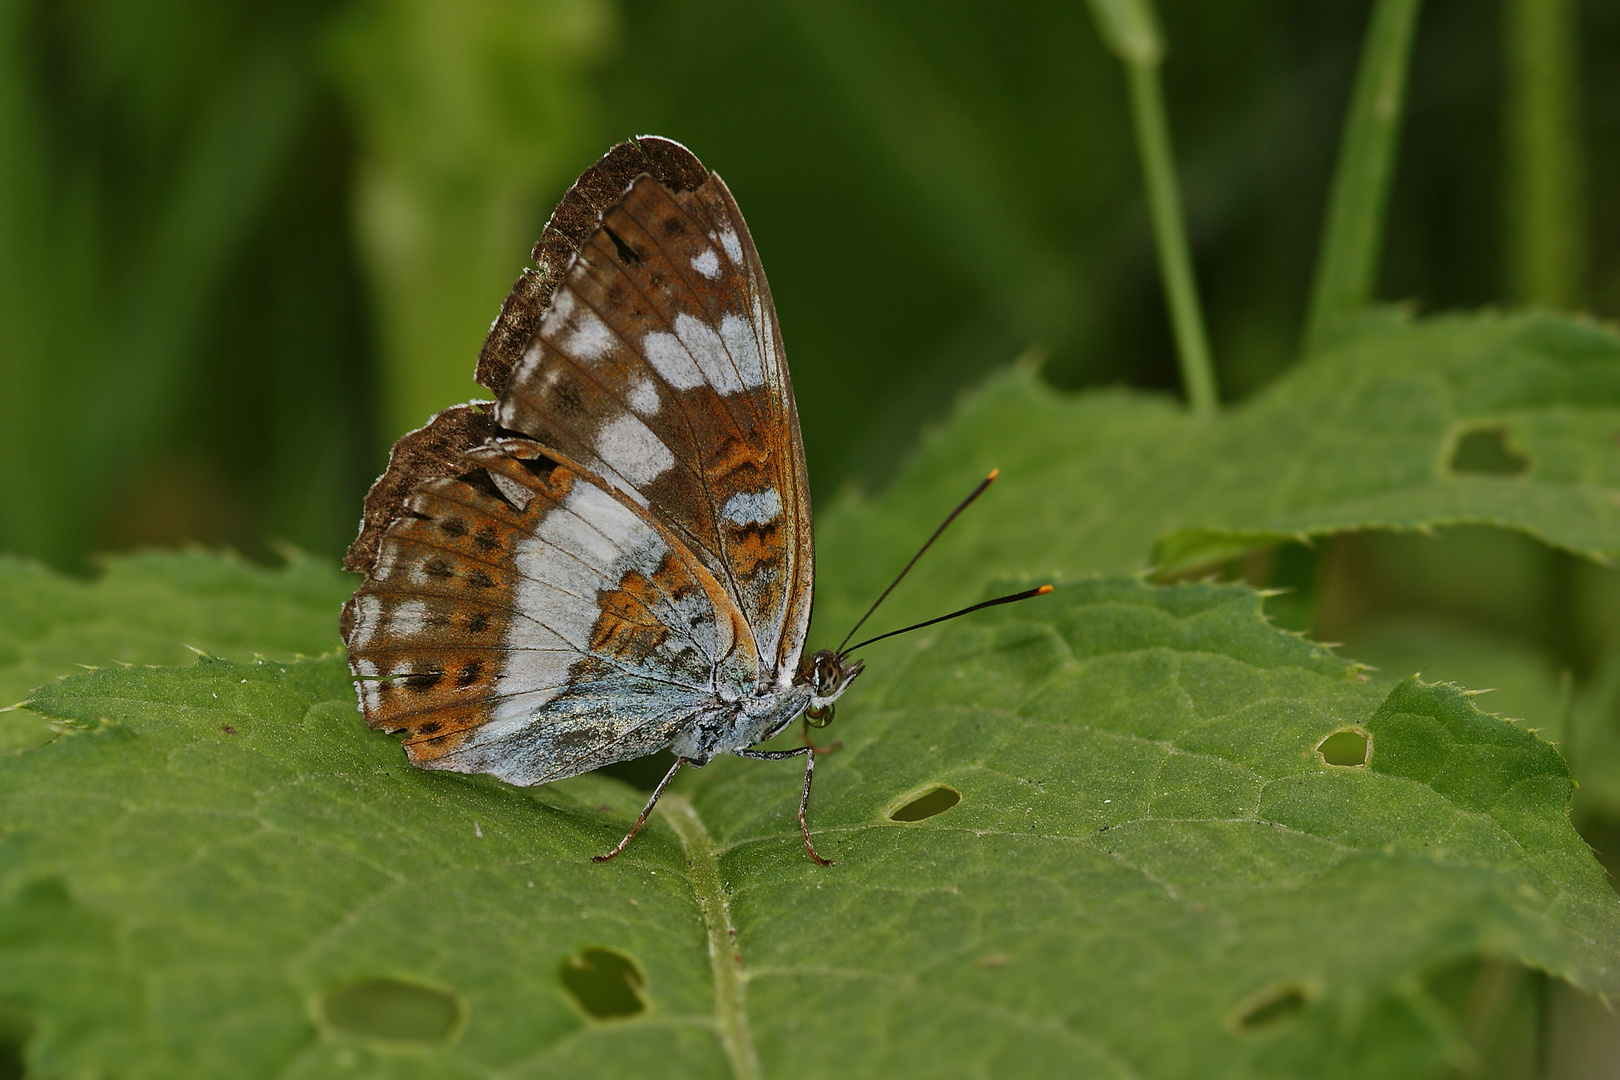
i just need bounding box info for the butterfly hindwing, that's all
[342,401,497,579]
[344,437,760,785]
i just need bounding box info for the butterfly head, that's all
[802,650,863,727]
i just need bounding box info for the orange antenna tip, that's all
[986,468,1000,481]
[1036,584,1054,595]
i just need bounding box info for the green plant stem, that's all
[1504,0,1585,308]
[1302,0,1423,353]
[1087,0,1217,415]
[1460,958,1523,1065]
[1126,59,1218,416]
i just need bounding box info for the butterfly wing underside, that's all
[341,137,811,785]
[491,143,814,681]
[343,436,758,784]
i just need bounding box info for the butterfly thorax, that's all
[668,682,810,763]
[669,648,861,762]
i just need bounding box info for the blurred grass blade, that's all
[1503,0,1585,308]
[0,1,58,557]
[82,38,312,475]
[1087,0,1217,416]
[1085,0,1162,65]
[0,27,312,564]
[326,0,613,441]
[1126,60,1217,415]
[1302,0,1423,352]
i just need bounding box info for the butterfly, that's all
[341,136,1047,864]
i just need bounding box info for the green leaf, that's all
[8,307,1620,1074]
[0,549,351,702]
[0,550,352,754]
[1334,616,1570,742]
[814,310,1620,643]
[6,574,1616,1077]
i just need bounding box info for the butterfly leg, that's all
[593,755,692,863]
[735,746,833,866]
[799,715,843,754]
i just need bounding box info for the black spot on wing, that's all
[458,468,523,512]
[405,669,444,692]
[518,453,561,483]
[602,225,642,266]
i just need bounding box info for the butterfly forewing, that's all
[494,167,812,681]
[474,138,709,399]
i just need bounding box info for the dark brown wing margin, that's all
[475,136,709,397]
[343,402,496,579]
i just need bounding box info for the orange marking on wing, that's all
[720,518,783,580]
[649,549,701,598]
[403,723,476,763]
[702,428,770,486]
[590,569,672,662]
[354,642,502,733]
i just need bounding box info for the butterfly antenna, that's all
[836,469,1001,656]
[844,585,1054,654]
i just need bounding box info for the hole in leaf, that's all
[1316,728,1371,767]
[1449,428,1529,475]
[1232,982,1311,1034]
[319,977,463,1046]
[889,785,962,822]
[560,947,646,1019]
[0,1003,32,1080]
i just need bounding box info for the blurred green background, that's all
[4,0,1614,572]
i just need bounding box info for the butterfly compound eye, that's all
[811,652,842,693]
[806,703,835,727]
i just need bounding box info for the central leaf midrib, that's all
[660,794,760,1080]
